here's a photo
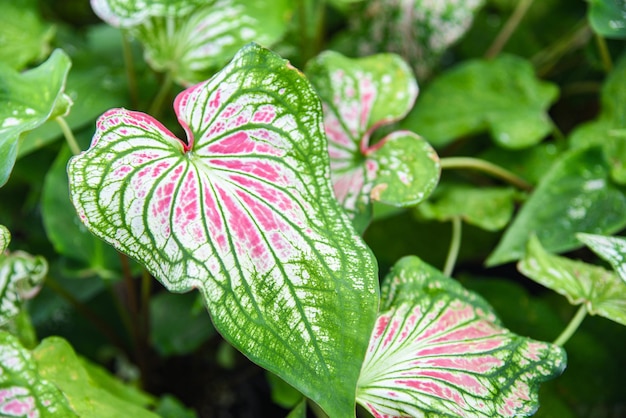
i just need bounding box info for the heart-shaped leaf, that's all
[577,233,626,284]
[402,55,558,149]
[0,227,47,326]
[519,235,626,326]
[588,0,626,39]
[357,256,566,417]
[305,51,440,232]
[0,49,72,187]
[68,43,379,417]
[92,0,291,84]
[487,146,626,266]
[0,331,76,417]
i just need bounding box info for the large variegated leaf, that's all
[68,43,378,418]
[306,51,440,232]
[0,49,72,187]
[92,0,291,85]
[0,331,76,417]
[0,226,47,326]
[357,256,566,417]
[519,235,626,326]
[577,233,626,284]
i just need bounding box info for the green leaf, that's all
[357,256,566,417]
[149,291,215,356]
[93,0,292,84]
[417,184,517,231]
[33,337,158,417]
[306,51,439,232]
[487,146,626,265]
[519,235,626,326]
[0,49,72,187]
[0,331,76,417]
[267,371,303,409]
[286,398,307,418]
[0,224,9,252]
[68,43,378,418]
[588,0,626,39]
[402,55,558,149]
[577,232,626,285]
[0,0,55,69]
[154,394,198,418]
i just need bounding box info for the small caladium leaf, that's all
[0,331,77,417]
[402,54,559,149]
[0,228,47,326]
[0,49,72,187]
[68,43,378,417]
[357,256,566,417]
[578,233,626,284]
[519,235,626,326]
[92,0,292,85]
[306,51,440,232]
[588,0,626,39]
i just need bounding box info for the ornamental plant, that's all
[1,0,626,417]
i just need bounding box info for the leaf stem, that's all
[532,21,591,77]
[443,216,462,277]
[553,304,588,346]
[440,157,533,191]
[121,31,139,108]
[56,116,81,155]
[148,71,174,117]
[594,34,613,73]
[485,0,535,59]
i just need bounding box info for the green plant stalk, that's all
[532,21,591,77]
[443,216,462,277]
[56,116,81,155]
[553,304,588,346]
[440,157,533,191]
[148,71,174,117]
[594,34,613,73]
[122,31,139,108]
[485,0,535,58]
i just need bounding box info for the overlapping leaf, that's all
[578,233,626,284]
[68,43,378,418]
[0,226,47,326]
[356,256,566,417]
[588,0,626,39]
[0,49,72,187]
[92,0,291,84]
[0,331,76,417]
[519,235,626,326]
[306,51,440,232]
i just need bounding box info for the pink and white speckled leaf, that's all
[0,331,76,417]
[357,256,566,417]
[0,227,47,327]
[306,52,439,232]
[92,0,291,85]
[68,43,378,418]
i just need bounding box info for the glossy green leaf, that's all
[0,331,76,417]
[417,184,517,231]
[519,235,626,326]
[0,49,72,187]
[92,0,291,84]
[68,43,378,418]
[306,51,439,232]
[334,0,485,78]
[0,228,47,326]
[402,55,558,149]
[357,256,566,417]
[0,0,54,70]
[577,233,626,285]
[487,146,626,265]
[33,337,158,417]
[588,0,626,39]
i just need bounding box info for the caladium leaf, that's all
[577,233,626,284]
[92,0,291,85]
[357,256,566,417]
[0,227,47,326]
[519,235,626,326]
[0,331,76,417]
[306,51,440,232]
[0,49,72,187]
[68,43,379,418]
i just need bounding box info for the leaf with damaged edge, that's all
[357,256,566,417]
[67,43,378,418]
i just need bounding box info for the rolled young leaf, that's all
[68,43,379,417]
